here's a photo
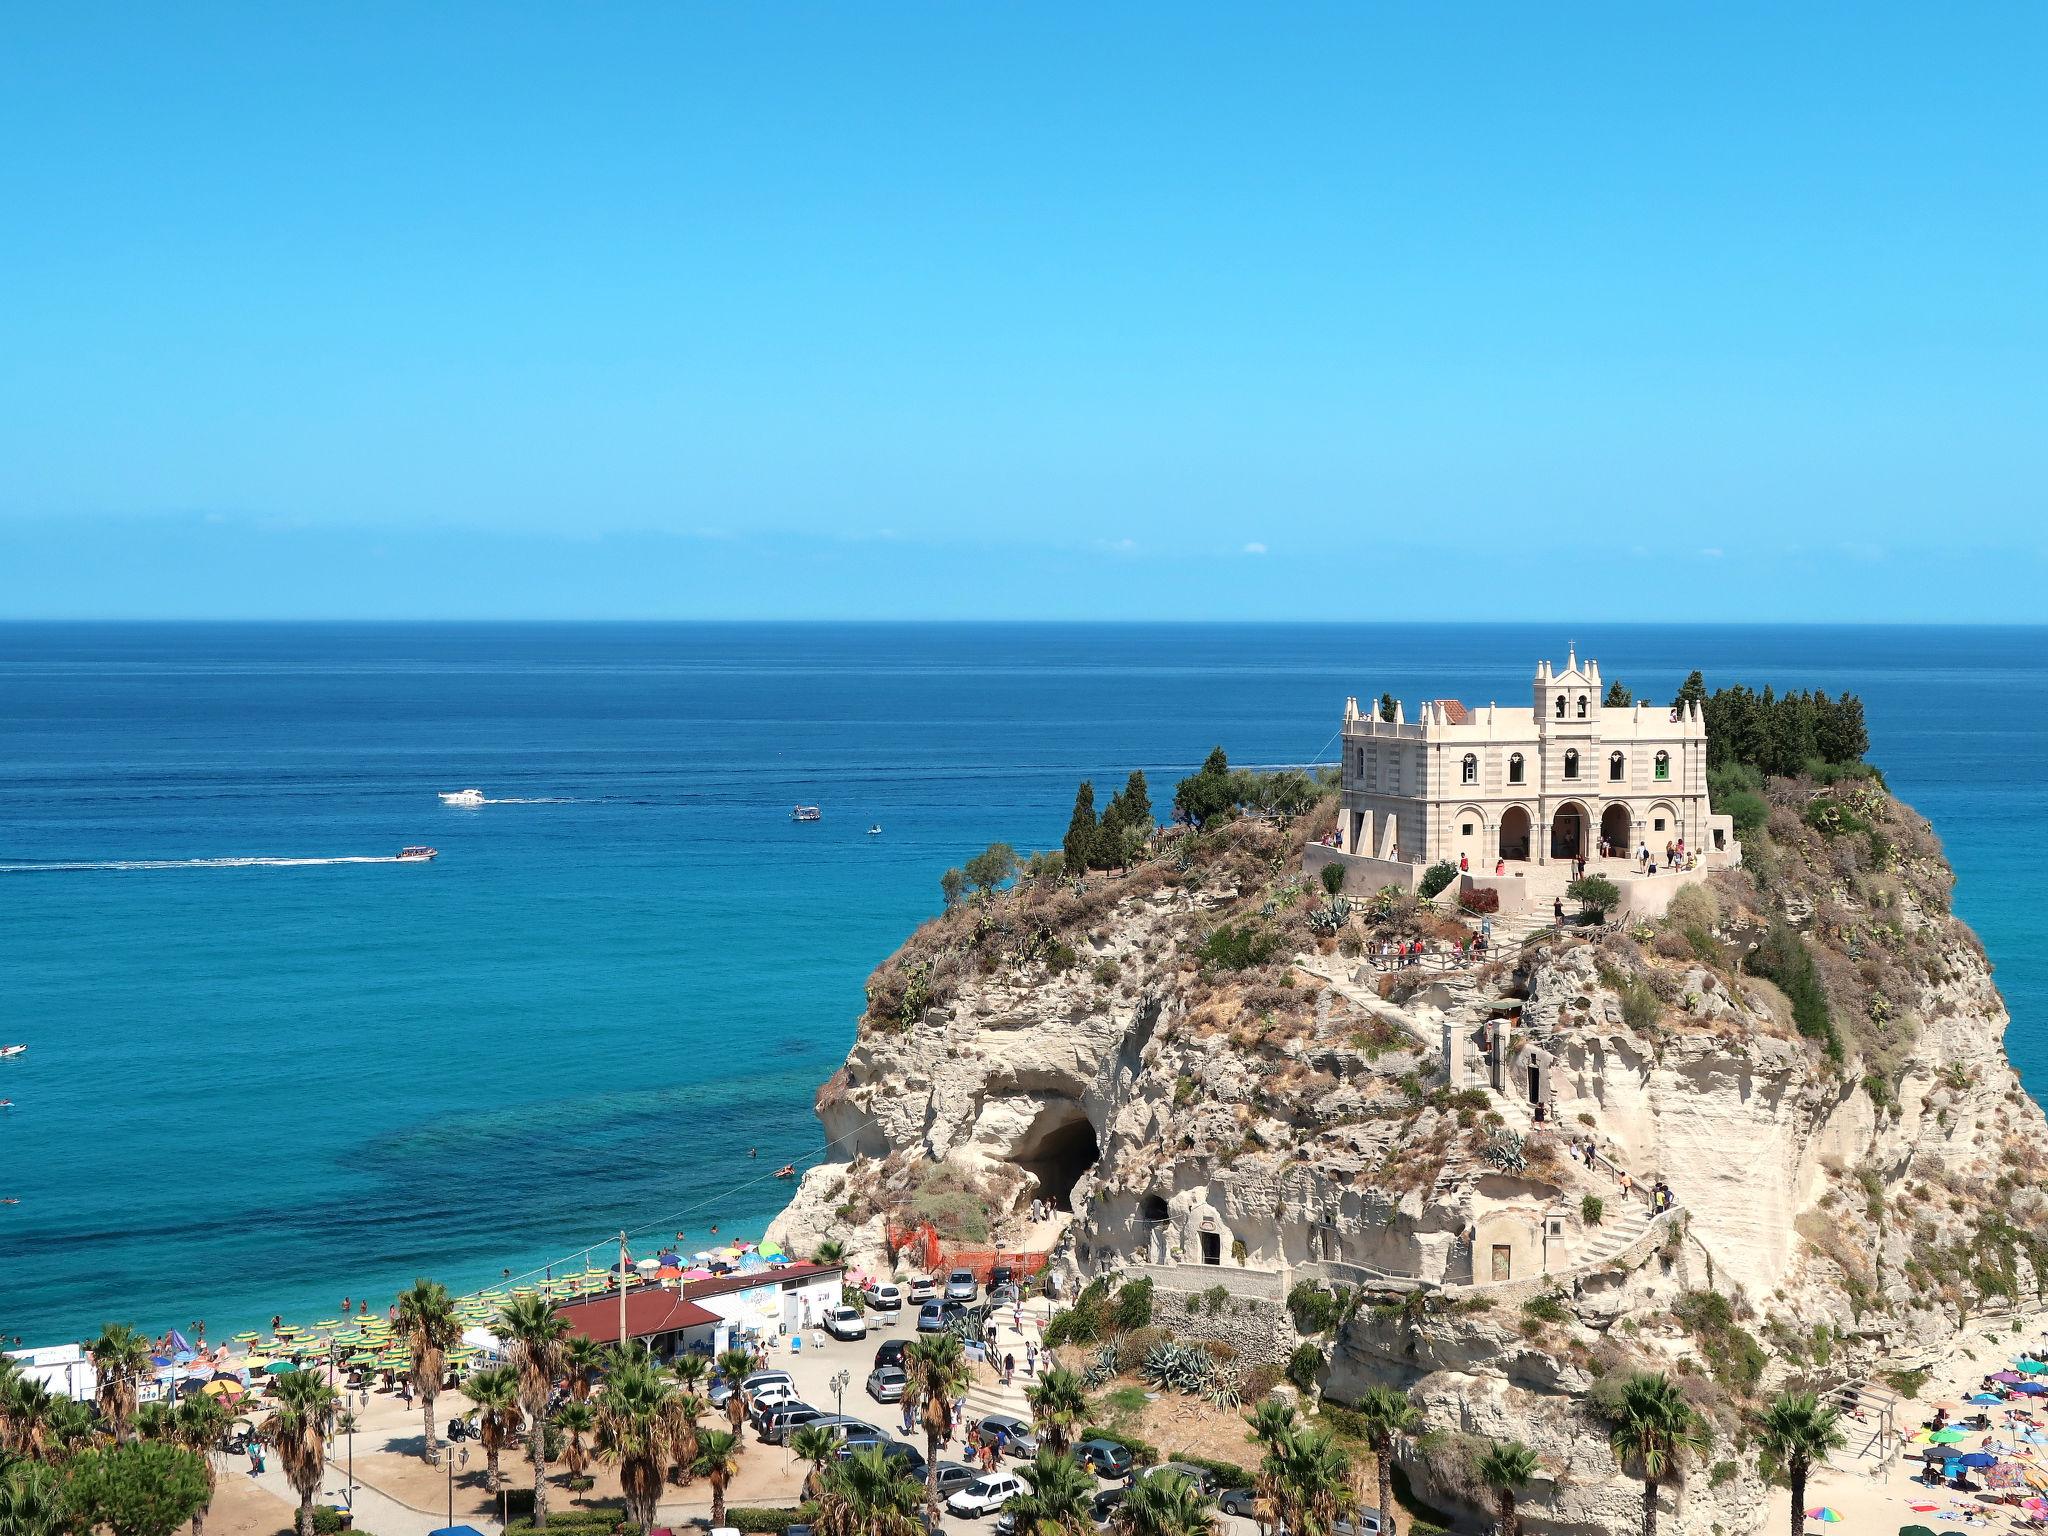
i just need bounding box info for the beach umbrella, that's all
[201,1380,243,1400]
[2019,1359,2048,1374]
[1959,1452,1998,1468]
[684,1267,712,1279]
[1969,1393,2003,1405]
[2019,1382,2048,1395]
[1993,1372,2025,1384]
[1897,1526,1936,1536]
[1805,1508,1844,1522]
[262,1360,297,1376]
[1930,1428,1969,1444]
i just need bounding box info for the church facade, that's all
[1330,648,1730,871]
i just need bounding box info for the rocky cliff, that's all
[767,769,2047,1536]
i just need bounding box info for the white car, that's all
[947,1471,1028,1517]
[906,1275,938,1305]
[861,1281,904,1319]
[825,1304,868,1340]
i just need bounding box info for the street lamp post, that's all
[831,1369,849,1421]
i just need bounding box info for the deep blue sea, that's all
[2,623,2044,1345]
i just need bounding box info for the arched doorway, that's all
[1498,805,1532,862]
[1550,803,1587,861]
[1600,803,1632,855]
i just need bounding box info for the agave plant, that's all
[1483,1127,1527,1173]
[1081,1346,1119,1389]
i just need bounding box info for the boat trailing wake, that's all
[0,856,407,874]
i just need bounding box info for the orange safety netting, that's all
[884,1223,1049,1283]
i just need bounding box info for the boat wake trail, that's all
[481,797,576,804]
[0,856,404,874]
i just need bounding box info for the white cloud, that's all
[1098,537,1138,554]
[1242,542,1268,555]
[1699,547,1724,558]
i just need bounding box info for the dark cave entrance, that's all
[1015,1111,1101,1212]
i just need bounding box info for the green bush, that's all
[1173,1452,1256,1490]
[1520,1292,1569,1326]
[1284,1343,1325,1391]
[1566,874,1620,917]
[1747,921,1842,1063]
[1581,1194,1605,1226]
[1112,1278,1154,1330]
[1286,1281,1350,1334]
[1418,862,1458,900]
[1199,923,1280,971]
[724,1509,810,1532]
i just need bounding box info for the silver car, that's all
[866,1365,908,1403]
[943,1268,979,1303]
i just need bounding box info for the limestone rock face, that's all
[768,792,2043,1536]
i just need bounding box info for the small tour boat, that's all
[790,805,822,822]
[439,788,486,806]
[867,824,882,836]
[397,846,439,862]
[0,1045,25,1059]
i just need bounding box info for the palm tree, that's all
[464,1365,525,1494]
[669,1353,709,1395]
[554,1401,596,1502]
[790,1424,840,1500]
[0,1460,68,1536]
[163,1396,232,1536]
[902,1334,972,1509]
[594,1358,676,1529]
[668,1391,709,1486]
[1476,1441,1540,1536]
[262,1369,339,1536]
[1263,1425,1352,1536]
[499,1294,570,1528]
[812,1443,926,1536]
[692,1428,743,1528]
[1007,1449,1096,1536]
[1355,1386,1419,1536]
[1025,1368,1088,1453]
[715,1349,757,1435]
[1243,1399,1297,1536]
[87,1324,151,1441]
[1113,1469,1214,1536]
[813,1240,847,1264]
[396,1279,463,1466]
[565,1337,606,1402]
[1,1377,62,1463]
[1755,1392,1844,1536]
[1608,1372,1709,1536]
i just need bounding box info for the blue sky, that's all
[3,3,2043,620]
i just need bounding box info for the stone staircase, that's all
[961,1295,1053,1427]
[1574,1196,1657,1266]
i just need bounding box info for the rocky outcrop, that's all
[768,779,2047,1536]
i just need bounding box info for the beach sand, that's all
[1764,1303,2048,1534]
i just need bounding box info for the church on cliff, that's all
[1321,646,1736,879]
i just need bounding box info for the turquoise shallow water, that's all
[2,622,2043,1344]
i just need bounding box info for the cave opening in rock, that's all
[1015,1111,1101,1212]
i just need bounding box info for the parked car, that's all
[714,1369,789,1407]
[873,1338,910,1369]
[825,1304,868,1341]
[987,1283,1020,1308]
[1335,1515,1384,1536]
[946,1471,1028,1517]
[932,1462,981,1498]
[1090,1489,1127,1527]
[1141,1463,1219,1495]
[906,1275,938,1305]
[1217,1488,1261,1518]
[861,1281,904,1318]
[866,1365,908,1403]
[840,1436,928,1476]
[968,1413,1038,1458]
[1075,1439,1135,1479]
[988,1263,1015,1290]
[916,1301,947,1333]
[943,1268,979,1303]
[747,1383,803,1424]
[759,1405,823,1444]
[806,1414,884,1444]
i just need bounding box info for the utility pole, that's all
[618,1231,630,1353]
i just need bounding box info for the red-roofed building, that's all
[553,1261,848,1360]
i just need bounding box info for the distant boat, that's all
[867,824,882,836]
[439,789,486,806]
[397,846,438,861]
[791,806,822,823]
[0,1045,24,1059]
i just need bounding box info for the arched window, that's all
[1461,753,1478,785]
[1609,750,1625,781]
[1508,753,1525,785]
[1554,695,1566,719]
[1563,749,1580,780]
[1576,694,1589,719]
[1655,751,1671,781]
[1355,747,1365,777]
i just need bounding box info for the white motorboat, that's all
[0,1045,24,1059]
[397,846,439,862]
[867,824,882,835]
[791,805,822,822]
[439,789,486,806]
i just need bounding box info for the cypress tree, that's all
[1063,781,1099,872]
